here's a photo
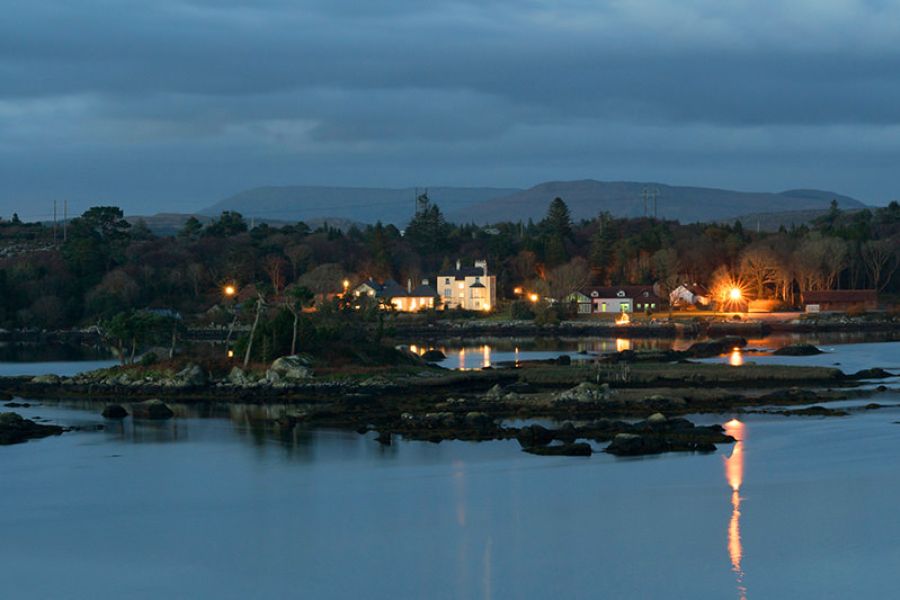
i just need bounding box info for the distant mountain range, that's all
[199,185,520,225]
[446,180,866,224]
[195,180,866,227]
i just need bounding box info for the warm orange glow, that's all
[342,279,350,289]
[616,338,632,352]
[513,286,523,295]
[529,293,539,303]
[482,345,491,369]
[723,419,747,600]
[713,277,750,312]
[458,348,466,370]
[729,348,744,367]
[615,312,631,325]
[482,303,491,312]
[227,349,234,358]
[223,284,236,297]
[514,346,520,367]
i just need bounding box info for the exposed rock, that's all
[773,344,823,356]
[4,402,30,408]
[774,405,849,417]
[556,382,608,404]
[851,367,893,379]
[421,349,447,362]
[464,411,495,431]
[516,424,556,447]
[268,356,313,381]
[757,387,824,404]
[864,403,882,410]
[228,367,253,386]
[685,337,747,358]
[483,384,506,401]
[646,412,667,425]
[131,399,174,420]
[0,412,64,445]
[524,442,592,457]
[31,374,61,385]
[175,363,208,386]
[102,404,128,419]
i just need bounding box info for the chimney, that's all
[407,278,412,294]
[422,278,429,286]
[456,259,461,271]
[474,259,487,275]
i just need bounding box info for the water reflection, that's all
[729,348,744,367]
[616,338,631,352]
[723,419,747,600]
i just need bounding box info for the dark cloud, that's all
[2,0,899,217]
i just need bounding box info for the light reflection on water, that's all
[724,419,747,600]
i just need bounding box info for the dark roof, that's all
[438,266,486,280]
[803,290,877,303]
[469,281,485,289]
[583,286,661,300]
[409,284,438,297]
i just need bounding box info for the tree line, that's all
[0,198,897,333]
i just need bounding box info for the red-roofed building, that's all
[802,290,878,312]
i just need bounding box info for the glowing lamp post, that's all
[223,283,238,357]
[529,293,540,303]
[729,288,742,302]
[224,284,236,298]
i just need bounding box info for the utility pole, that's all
[63,200,68,241]
[52,200,57,241]
[641,187,659,218]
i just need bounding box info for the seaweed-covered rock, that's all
[773,344,823,356]
[0,412,64,445]
[851,367,892,379]
[31,374,61,385]
[101,404,128,419]
[131,399,174,420]
[685,337,747,358]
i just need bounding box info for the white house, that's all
[437,259,497,311]
[669,283,712,308]
[569,286,666,314]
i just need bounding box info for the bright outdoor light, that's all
[224,285,236,297]
[729,287,742,301]
[529,293,539,303]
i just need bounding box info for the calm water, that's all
[1,340,899,599]
[428,332,899,371]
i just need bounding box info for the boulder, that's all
[483,384,506,401]
[421,349,447,362]
[31,374,61,385]
[685,337,747,358]
[175,363,208,386]
[516,424,556,447]
[464,412,495,431]
[269,356,313,381]
[524,442,592,457]
[0,412,64,445]
[851,367,892,379]
[556,382,607,404]
[101,404,129,419]
[228,367,253,386]
[773,344,823,356]
[646,412,668,425]
[605,433,666,456]
[131,399,174,420]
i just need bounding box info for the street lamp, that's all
[729,288,742,302]
[224,284,236,297]
[529,293,540,303]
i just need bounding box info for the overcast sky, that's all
[2,0,899,219]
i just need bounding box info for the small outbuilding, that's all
[802,290,878,313]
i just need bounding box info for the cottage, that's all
[669,283,712,308]
[581,286,665,314]
[802,290,877,313]
[352,278,437,312]
[565,291,593,314]
[437,260,497,311]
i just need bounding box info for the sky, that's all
[2,0,900,219]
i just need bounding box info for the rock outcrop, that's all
[0,412,64,445]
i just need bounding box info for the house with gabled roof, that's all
[437,259,496,311]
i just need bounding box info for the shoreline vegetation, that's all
[3,334,895,455]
